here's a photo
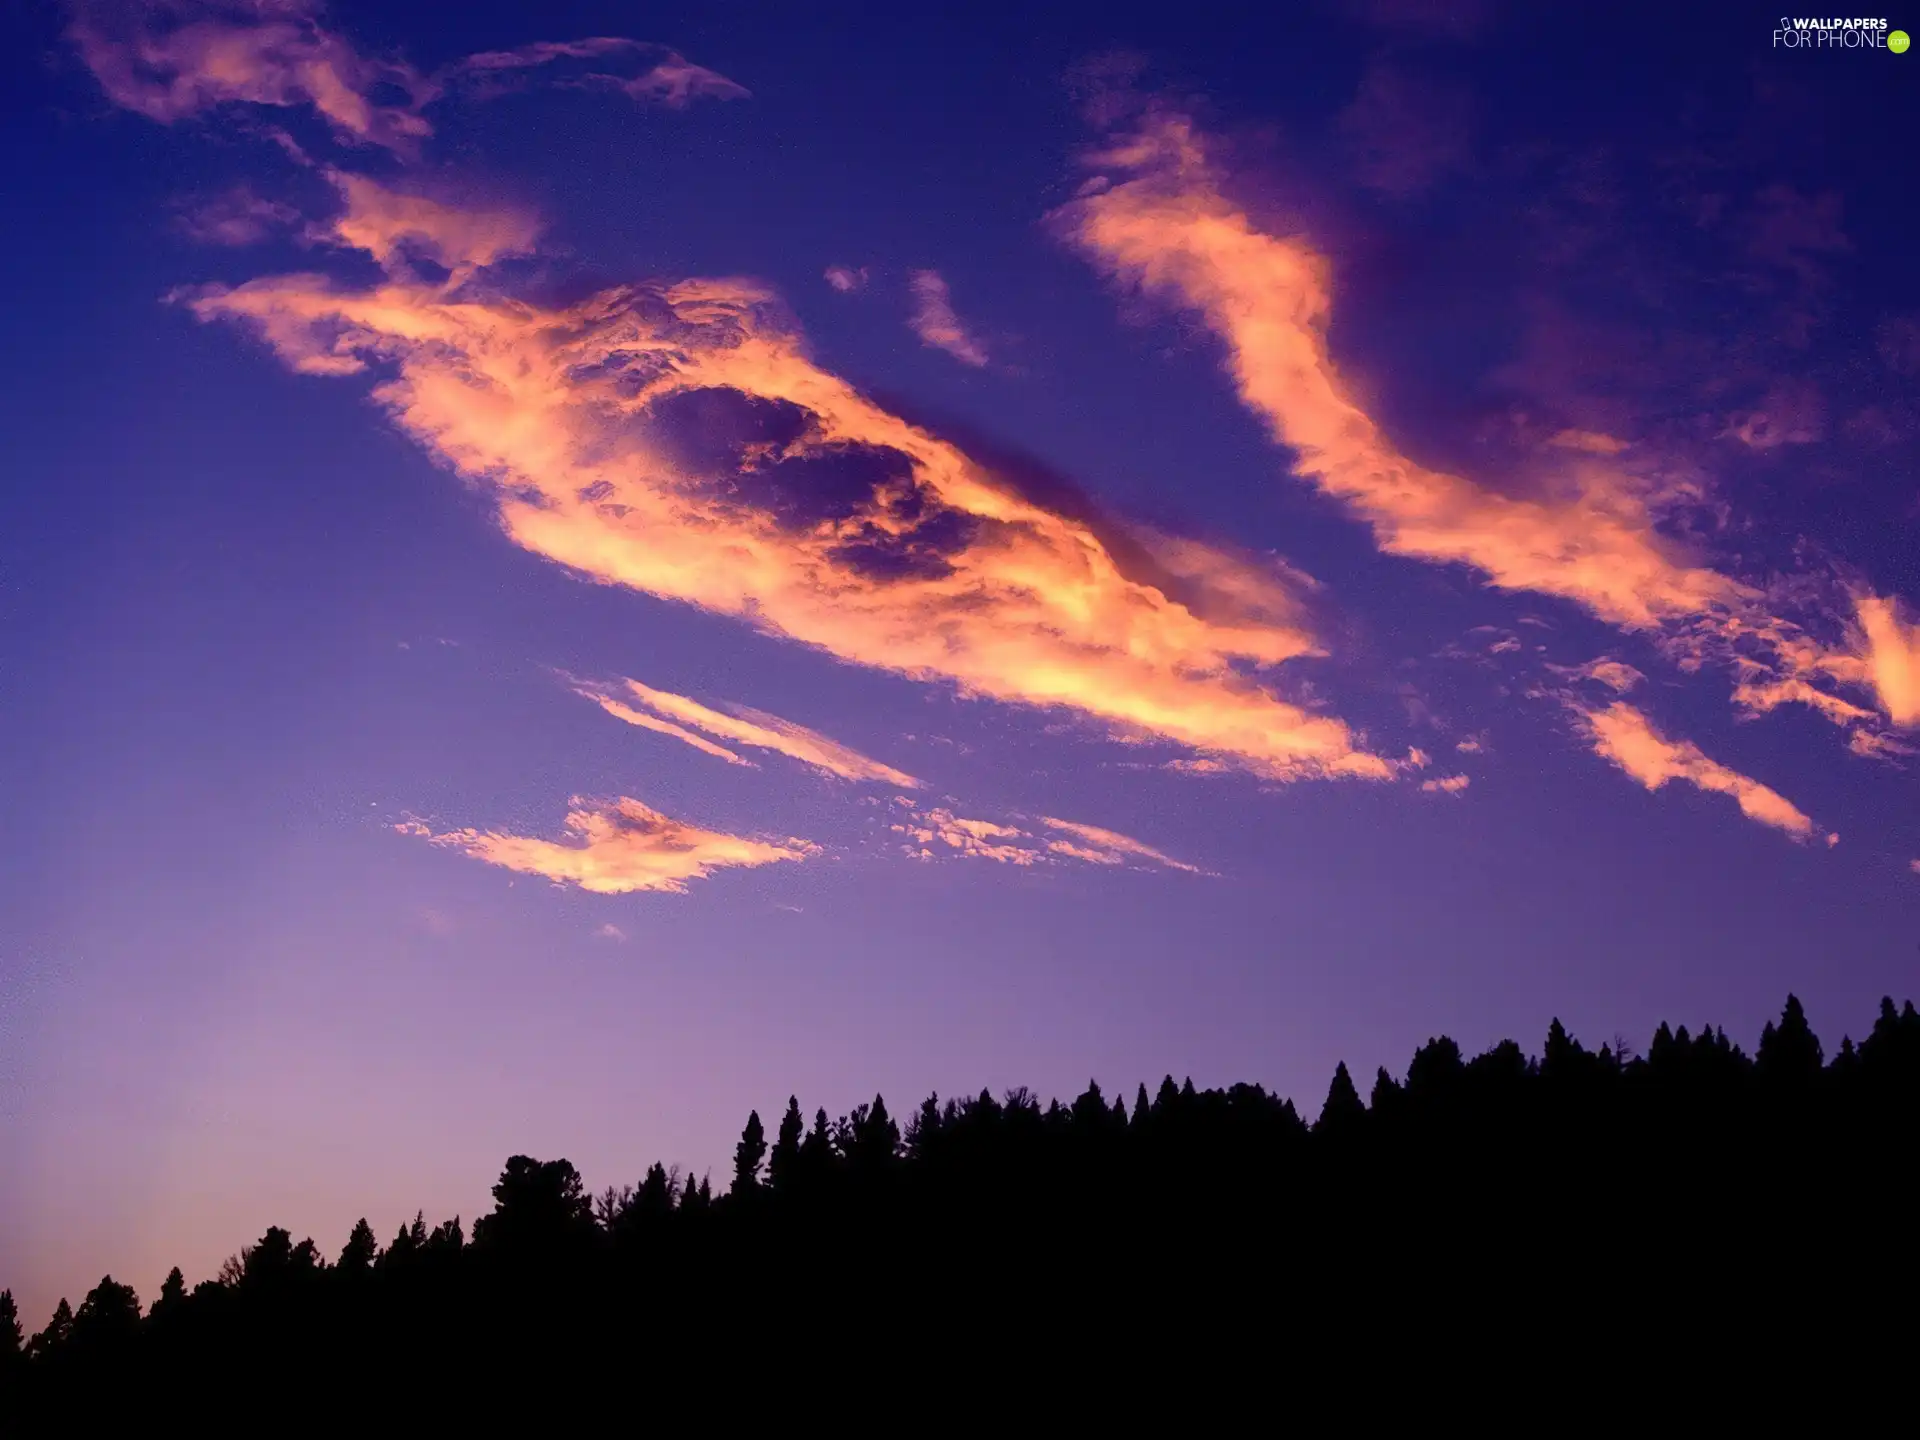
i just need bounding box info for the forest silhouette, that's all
[5,992,1917,1401]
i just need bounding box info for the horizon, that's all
[4,0,1918,1328]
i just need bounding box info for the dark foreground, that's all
[6,994,1917,1408]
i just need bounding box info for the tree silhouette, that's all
[731,1111,767,1198]
[5,991,1917,1401]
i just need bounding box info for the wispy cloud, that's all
[1572,701,1824,842]
[175,186,301,245]
[398,796,814,894]
[1420,774,1470,795]
[908,270,989,366]
[573,675,919,786]
[824,264,868,293]
[185,226,1387,784]
[67,1,743,156]
[1054,103,1915,753]
[592,922,628,941]
[1037,816,1207,873]
[1909,859,1920,877]
[889,804,1204,873]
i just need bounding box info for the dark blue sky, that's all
[4,0,1918,1327]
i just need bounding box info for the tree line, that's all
[5,992,1917,1402]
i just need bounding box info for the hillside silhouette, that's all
[5,993,1917,1404]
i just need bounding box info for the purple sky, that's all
[4,0,1919,1327]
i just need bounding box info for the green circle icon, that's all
[1892,29,1912,52]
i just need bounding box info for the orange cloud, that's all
[1420,774,1470,795]
[319,170,540,276]
[185,214,1388,784]
[574,675,920,786]
[1572,701,1821,841]
[1852,593,1920,727]
[397,796,814,894]
[908,270,989,366]
[1055,105,1918,746]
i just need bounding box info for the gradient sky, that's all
[5,0,1919,1326]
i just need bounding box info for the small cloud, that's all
[571,674,919,786]
[1547,429,1627,455]
[1038,816,1208,874]
[907,269,989,366]
[1455,735,1485,754]
[1909,859,1920,876]
[824,264,868,293]
[1407,747,1432,768]
[1420,774,1470,795]
[175,187,301,247]
[1721,380,1824,450]
[1571,700,1821,841]
[1549,658,1644,694]
[398,796,815,895]
[593,922,627,941]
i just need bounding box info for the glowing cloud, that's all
[1853,593,1920,727]
[1056,109,1747,631]
[1572,701,1821,841]
[185,212,1388,784]
[318,170,541,276]
[1054,104,1917,747]
[1420,774,1470,795]
[397,796,814,894]
[908,270,989,366]
[574,676,919,786]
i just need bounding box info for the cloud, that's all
[1455,736,1483,753]
[1054,103,1915,745]
[1720,380,1824,450]
[397,796,814,894]
[1056,109,1751,633]
[69,0,435,152]
[317,169,540,276]
[68,2,743,156]
[573,675,920,785]
[1572,701,1821,841]
[907,270,989,366]
[892,809,1038,865]
[1852,593,1920,727]
[888,805,1205,873]
[1037,816,1206,873]
[592,922,627,941]
[1420,774,1470,795]
[824,265,868,293]
[175,186,302,245]
[1336,59,1473,198]
[439,36,748,109]
[1910,859,1920,877]
[185,219,1388,784]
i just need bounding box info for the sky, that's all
[3,0,1918,1325]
